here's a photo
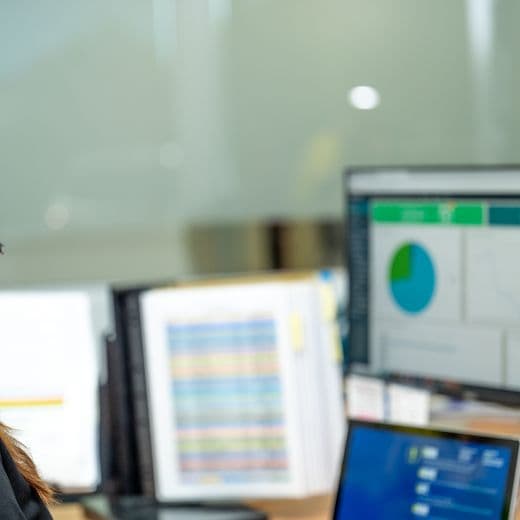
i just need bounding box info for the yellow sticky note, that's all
[289,313,305,352]
[331,323,343,363]
[319,284,337,322]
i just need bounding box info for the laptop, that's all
[333,420,520,519]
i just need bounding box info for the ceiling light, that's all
[348,85,381,110]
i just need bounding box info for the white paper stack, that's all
[345,375,386,421]
[345,374,431,427]
[387,383,430,426]
[0,287,111,491]
[140,274,345,500]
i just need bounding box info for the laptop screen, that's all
[334,421,519,520]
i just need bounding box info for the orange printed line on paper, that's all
[180,459,288,471]
[172,363,279,378]
[0,397,64,408]
[177,426,285,439]
[171,352,276,365]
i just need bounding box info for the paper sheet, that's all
[387,383,430,426]
[345,375,385,421]
[142,284,307,499]
[0,291,101,489]
[141,279,345,500]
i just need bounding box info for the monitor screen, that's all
[346,166,520,390]
[0,286,112,491]
[334,421,519,520]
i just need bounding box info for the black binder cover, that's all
[111,287,155,496]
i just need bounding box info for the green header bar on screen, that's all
[372,202,485,225]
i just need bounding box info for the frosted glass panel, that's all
[1,0,518,282]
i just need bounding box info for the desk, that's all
[252,494,520,520]
[50,504,87,520]
[248,496,331,520]
[50,495,520,520]
[50,412,520,520]
[49,500,333,520]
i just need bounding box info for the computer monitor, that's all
[333,420,520,519]
[0,286,112,492]
[346,166,520,392]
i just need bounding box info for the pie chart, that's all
[389,243,436,314]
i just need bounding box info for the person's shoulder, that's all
[0,439,52,520]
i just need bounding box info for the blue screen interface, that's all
[335,425,513,519]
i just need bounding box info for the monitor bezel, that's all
[333,419,520,520]
[345,164,520,195]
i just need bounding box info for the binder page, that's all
[141,283,306,500]
[288,282,325,494]
[345,375,385,421]
[0,291,100,489]
[387,383,430,426]
[313,277,346,487]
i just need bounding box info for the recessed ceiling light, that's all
[348,85,381,110]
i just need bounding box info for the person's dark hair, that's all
[0,423,54,505]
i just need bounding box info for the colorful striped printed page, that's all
[169,317,289,485]
[142,283,309,500]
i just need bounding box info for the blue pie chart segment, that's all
[389,243,436,314]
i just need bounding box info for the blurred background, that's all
[5,3,520,518]
[2,0,517,285]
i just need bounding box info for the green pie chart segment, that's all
[389,243,436,314]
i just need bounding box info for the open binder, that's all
[110,273,345,502]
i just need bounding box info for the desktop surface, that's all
[334,421,519,520]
